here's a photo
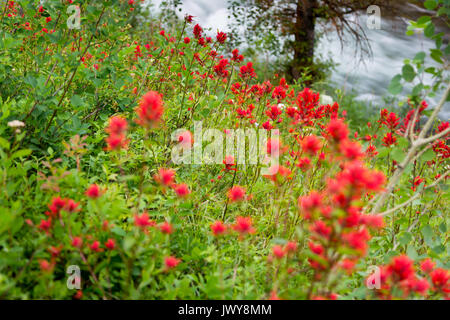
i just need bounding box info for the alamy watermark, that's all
[366,265,381,289]
[67,5,81,30]
[367,5,381,30]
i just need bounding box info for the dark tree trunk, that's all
[288,0,317,82]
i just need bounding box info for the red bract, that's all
[285,241,298,254]
[339,140,364,160]
[177,130,193,148]
[47,196,67,216]
[90,241,102,252]
[173,183,191,198]
[382,111,400,130]
[165,256,181,269]
[104,116,129,151]
[105,238,115,250]
[430,268,449,291]
[71,237,83,248]
[214,59,229,78]
[222,155,236,172]
[298,191,322,219]
[420,258,435,273]
[387,255,415,281]
[134,212,155,229]
[342,228,370,256]
[326,119,348,142]
[39,259,53,272]
[301,135,322,156]
[106,116,127,135]
[239,62,256,79]
[272,245,285,259]
[232,216,256,236]
[216,31,227,44]
[210,221,226,236]
[135,91,164,128]
[231,49,244,62]
[39,218,52,232]
[160,221,174,234]
[193,24,202,38]
[382,132,397,147]
[310,220,331,239]
[86,184,101,199]
[154,168,175,187]
[227,185,246,202]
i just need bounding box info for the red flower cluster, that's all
[368,255,449,299]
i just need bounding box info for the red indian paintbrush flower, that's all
[216,31,227,44]
[301,135,321,156]
[272,245,285,259]
[420,258,435,273]
[160,221,174,234]
[193,24,202,38]
[106,116,127,135]
[382,132,397,147]
[105,238,116,250]
[326,118,348,142]
[339,140,364,160]
[135,91,164,128]
[387,255,414,281]
[71,237,83,248]
[173,183,191,198]
[134,212,156,229]
[154,168,175,187]
[232,216,256,236]
[430,268,449,290]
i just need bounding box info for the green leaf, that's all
[391,148,405,162]
[406,246,419,260]
[413,51,426,63]
[421,149,435,161]
[399,232,413,245]
[0,137,10,150]
[416,16,431,25]
[430,49,443,63]
[421,225,434,247]
[424,22,435,38]
[388,75,403,95]
[70,95,84,107]
[402,64,416,82]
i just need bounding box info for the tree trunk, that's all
[288,0,317,82]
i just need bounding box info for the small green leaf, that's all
[402,64,416,82]
[388,75,403,95]
[11,149,32,159]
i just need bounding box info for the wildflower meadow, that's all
[0,0,448,303]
